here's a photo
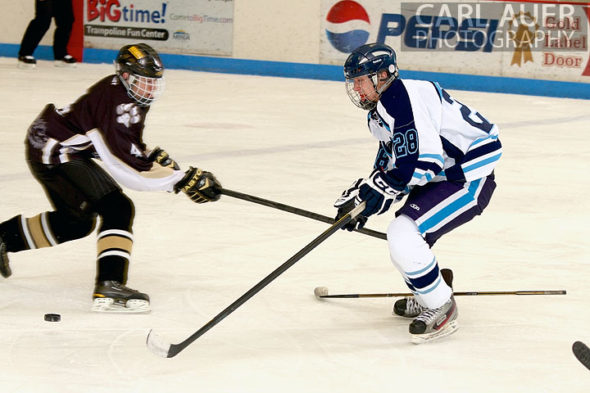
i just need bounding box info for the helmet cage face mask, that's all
[117,68,165,106]
[344,44,399,110]
[115,44,165,106]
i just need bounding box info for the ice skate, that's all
[92,280,150,313]
[0,234,11,278]
[17,55,37,69]
[393,268,453,318]
[54,55,77,68]
[409,297,458,344]
[393,296,425,318]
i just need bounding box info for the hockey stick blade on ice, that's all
[313,288,566,299]
[146,202,367,358]
[220,188,386,240]
[573,341,590,371]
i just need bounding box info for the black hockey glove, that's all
[356,170,402,217]
[335,199,368,232]
[148,146,180,170]
[334,178,367,231]
[174,167,222,204]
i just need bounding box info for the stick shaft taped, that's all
[147,203,366,357]
[319,289,567,298]
[221,188,386,240]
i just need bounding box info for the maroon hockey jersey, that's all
[25,75,183,192]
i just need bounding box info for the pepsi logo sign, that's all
[325,0,371,53]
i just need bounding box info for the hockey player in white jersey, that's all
[334,43,501,343]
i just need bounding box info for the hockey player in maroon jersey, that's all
[0,43,221,313]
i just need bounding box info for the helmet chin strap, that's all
[371,75,395,103]
[117,72,131,92]
[376,76,395,95]
[370,72,395,102]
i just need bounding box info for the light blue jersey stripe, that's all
[412,171,434,182]
[463,153,502,173]
[417,179,482,233]
[469,134,498,149]
[432,81,444,101]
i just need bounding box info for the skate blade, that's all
[411,320,459,344]
[91,298,151,313]
[54,61,77,68]
[17,62,36,70]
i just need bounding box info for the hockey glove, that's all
[174,167,222,203]
[148,146,180,170]
[334,178,367,231]
[356,170,402,217]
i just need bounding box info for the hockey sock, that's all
[96,229,133,284]
[94,191,135,284]
[0,213,95,252]
[387,214,452,309]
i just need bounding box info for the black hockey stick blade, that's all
[146,202,367,358]
[220,188,386,240]
[573,341,590,371]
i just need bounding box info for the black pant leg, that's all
[0,157,107,253]
[25,157,121,245]
[29,158,120,219]
[18,0,53,57]
[39,159,133,283]
[52,0,74,59]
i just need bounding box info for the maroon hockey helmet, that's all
[115,43,165,106]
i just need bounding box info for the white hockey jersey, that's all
[369,79,502,192]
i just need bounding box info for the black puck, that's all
[44,313,61,322]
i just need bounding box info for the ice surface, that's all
[0,57,589,392]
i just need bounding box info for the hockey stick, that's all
[220,188,387,240]
[146,202,367,358]
[313,287,567,299]
[573,341,590,371]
